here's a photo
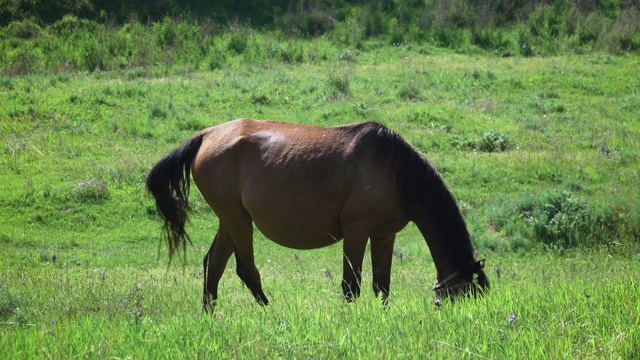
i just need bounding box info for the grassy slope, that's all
[1,50,638,265]
[1,43,639,357]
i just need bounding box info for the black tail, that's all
[146,134,204,262]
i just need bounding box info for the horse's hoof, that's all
[201,300,217,314]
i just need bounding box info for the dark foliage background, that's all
[2,0,639,33]
[1,0,639,76]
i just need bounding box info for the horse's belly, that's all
[245,201,344,250]
[259,226,342,250]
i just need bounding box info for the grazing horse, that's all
[146,119,489,310]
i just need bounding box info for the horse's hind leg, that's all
[234,253,268,306]
[370,234,396,303]
[227,217,269,306]
[202,227,234,312]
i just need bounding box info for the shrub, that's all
[477,131,509,152]
[578,12,608,46]
[363,6,389,37]
[72,179,109,203]
[79,34,109,71]
[148,103,168,119]
[487,191,629,250]
[388,18,404,45]
[278,10,336,36]
[331,14,364,48]
[268,40,304,64]
[603,9,640,52]
[472,28,514,54]
[509,233,532,254]
[0,284,20,320]
[227,29,249,54]
[398,82,423,101]
[6,19,41,39]
[474,231,503,253]
[0,76,14,90]
[205,51,227,70]
[5,45,45,75]
[155,17,177,48]
[516,25,535,56]
[325,68,351,99]
[51,14,80,35]
[531,191,591,248]
[426,0,476,48]
[337,49,356,62]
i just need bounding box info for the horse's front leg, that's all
[370,234,396,304]
[202,227,234,312]
[341,226,369,302]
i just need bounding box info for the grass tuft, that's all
[72,179,109,203]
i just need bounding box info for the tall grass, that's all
[0,252,638,358]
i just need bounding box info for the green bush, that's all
[51,14,94,37]
[398,81,423,102]
[227,29,249,54]
[205,50,227,70]
[4,45,45,75]
[72,179,110,203]
[155,17,177,48]
[477,131,509,152]
[0,76,14,90]
[268,40,304,64]
[0,284,20,320]
[331,14,364,48]
[6,19,41,39]
[363,6,389,38]
[277,10,335,36]
[472,28,514,53]
[531,191,592,248]
[603,9,640,52]
[325,68,351,99]
[487,191,633,250]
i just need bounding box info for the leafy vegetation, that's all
[486,190,636,252]
[2,1,640,76]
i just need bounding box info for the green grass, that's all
[1,36,639,358]
[1,251,638,358]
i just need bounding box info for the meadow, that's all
[1,23,639,358]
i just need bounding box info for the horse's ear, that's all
[475,259,489,290]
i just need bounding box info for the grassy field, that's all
[1,39,639,358]
[1,250,638,358]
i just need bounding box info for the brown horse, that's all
[146,119,489,310]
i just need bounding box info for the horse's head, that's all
[432,259,489,305]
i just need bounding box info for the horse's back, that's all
[193,119,365,184]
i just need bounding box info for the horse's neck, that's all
[413,208,473,281]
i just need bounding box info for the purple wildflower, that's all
[434,297,441,307]
[508,314,516,324]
